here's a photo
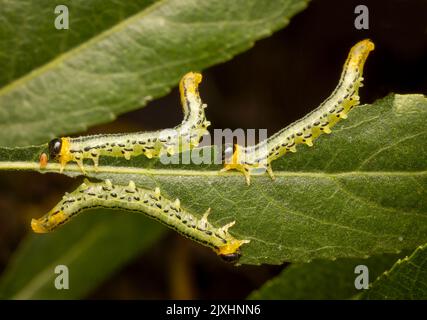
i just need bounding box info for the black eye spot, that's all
[48,138,62,159]
[219,251,241,263]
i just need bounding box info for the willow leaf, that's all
[1,94,426,265]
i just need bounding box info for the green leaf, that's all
[1,93,426,265]
[0,0,157,87]
[359,243,427,300]
[0,0,310,146]
[0,210,166,299]
[247,253,406,299]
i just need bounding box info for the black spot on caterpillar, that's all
[31,180,250,262]
[48,72,211,173]
[222,39,375,184]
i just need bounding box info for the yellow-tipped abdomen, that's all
[31,218,48,233]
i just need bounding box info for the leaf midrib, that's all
[0,161,425,178]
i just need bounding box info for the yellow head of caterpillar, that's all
[179,72,202,111]
[31,210,67,233]
[348,39,375,69]
[31,219,48,233]
[183,72,202,94]
[48,137,72,172]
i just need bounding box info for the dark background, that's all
[0,0,426,299]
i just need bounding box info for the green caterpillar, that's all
[31,180,250,263]
[222,39,375,184]
[47,72,210,172]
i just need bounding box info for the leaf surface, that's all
[360,243,427,300]
[1,94,425,265]
[248,253,406,299]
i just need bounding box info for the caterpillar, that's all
[31,180,250,262]
[222,39,375,184]
[48,72,210,173]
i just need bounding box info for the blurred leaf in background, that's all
[0,211,165,299]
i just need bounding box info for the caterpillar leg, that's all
[59,157,85,174]
[89,154,101,172]
[221,166,252,185]
[222,144,276,185]
[266,164,275,180]
[76,159,86,174]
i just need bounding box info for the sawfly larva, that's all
[31,180,250,262]
[222,39,375,184]
[48,72,210,172]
